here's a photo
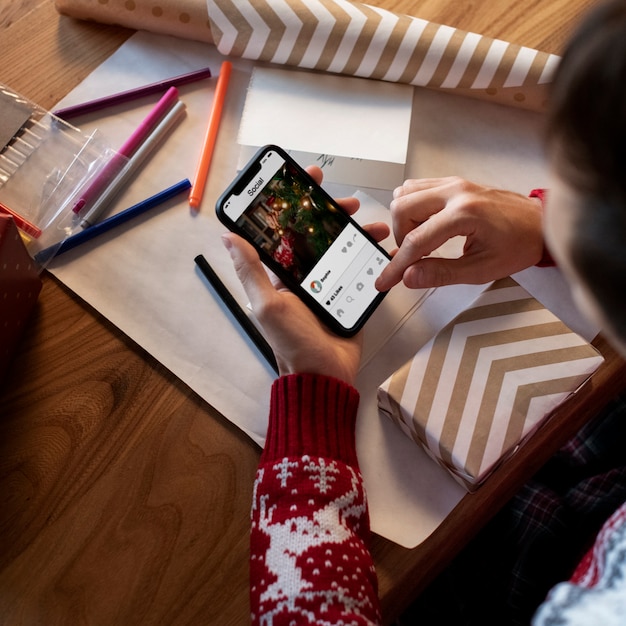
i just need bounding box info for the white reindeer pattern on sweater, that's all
[250,455,379,626]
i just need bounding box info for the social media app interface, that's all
[222,149,390,329]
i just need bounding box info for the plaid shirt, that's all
[399,391,626,626]
[504,391,626,621]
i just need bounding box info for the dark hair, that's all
[546,0,626,344]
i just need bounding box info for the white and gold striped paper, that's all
[377,277,604,490]
[206,0,558,110]
[55,0,559,111]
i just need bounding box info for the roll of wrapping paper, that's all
[55,0,559,111]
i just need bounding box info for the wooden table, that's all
[1,1,624,624]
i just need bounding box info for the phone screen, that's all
[217,146,390,335]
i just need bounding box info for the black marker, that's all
[194,253,279,375]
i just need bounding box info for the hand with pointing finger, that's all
[375,176,545,291]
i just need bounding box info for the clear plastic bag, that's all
[0,84,126,268]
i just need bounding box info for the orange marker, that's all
[189,60,232,211]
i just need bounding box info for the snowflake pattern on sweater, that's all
[533,501,626,625]
[250,454,380,626]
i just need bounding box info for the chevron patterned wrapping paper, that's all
[377,277,605,491]
[55,0,559,111]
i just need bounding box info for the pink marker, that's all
[72,86,179,214]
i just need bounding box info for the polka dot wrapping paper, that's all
[56,0,214,43]
[55,0,559,112]
[0,215,42,379]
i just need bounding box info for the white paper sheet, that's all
[237,66,413,189]
[48,31,599,549]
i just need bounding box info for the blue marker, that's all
[38,178,190,261]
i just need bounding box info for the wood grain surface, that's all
[1,1,624,625]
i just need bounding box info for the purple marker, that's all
[53,67,211,120]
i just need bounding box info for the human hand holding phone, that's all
[222,166,389,386]
[216,145,392,337]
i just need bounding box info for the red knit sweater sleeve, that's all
[250,373,381,625]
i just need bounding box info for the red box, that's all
[0,215,42,379]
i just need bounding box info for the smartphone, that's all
[216,145,391,337]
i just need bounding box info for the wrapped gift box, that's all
[377,276,605,491]
[0,215,42,379]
